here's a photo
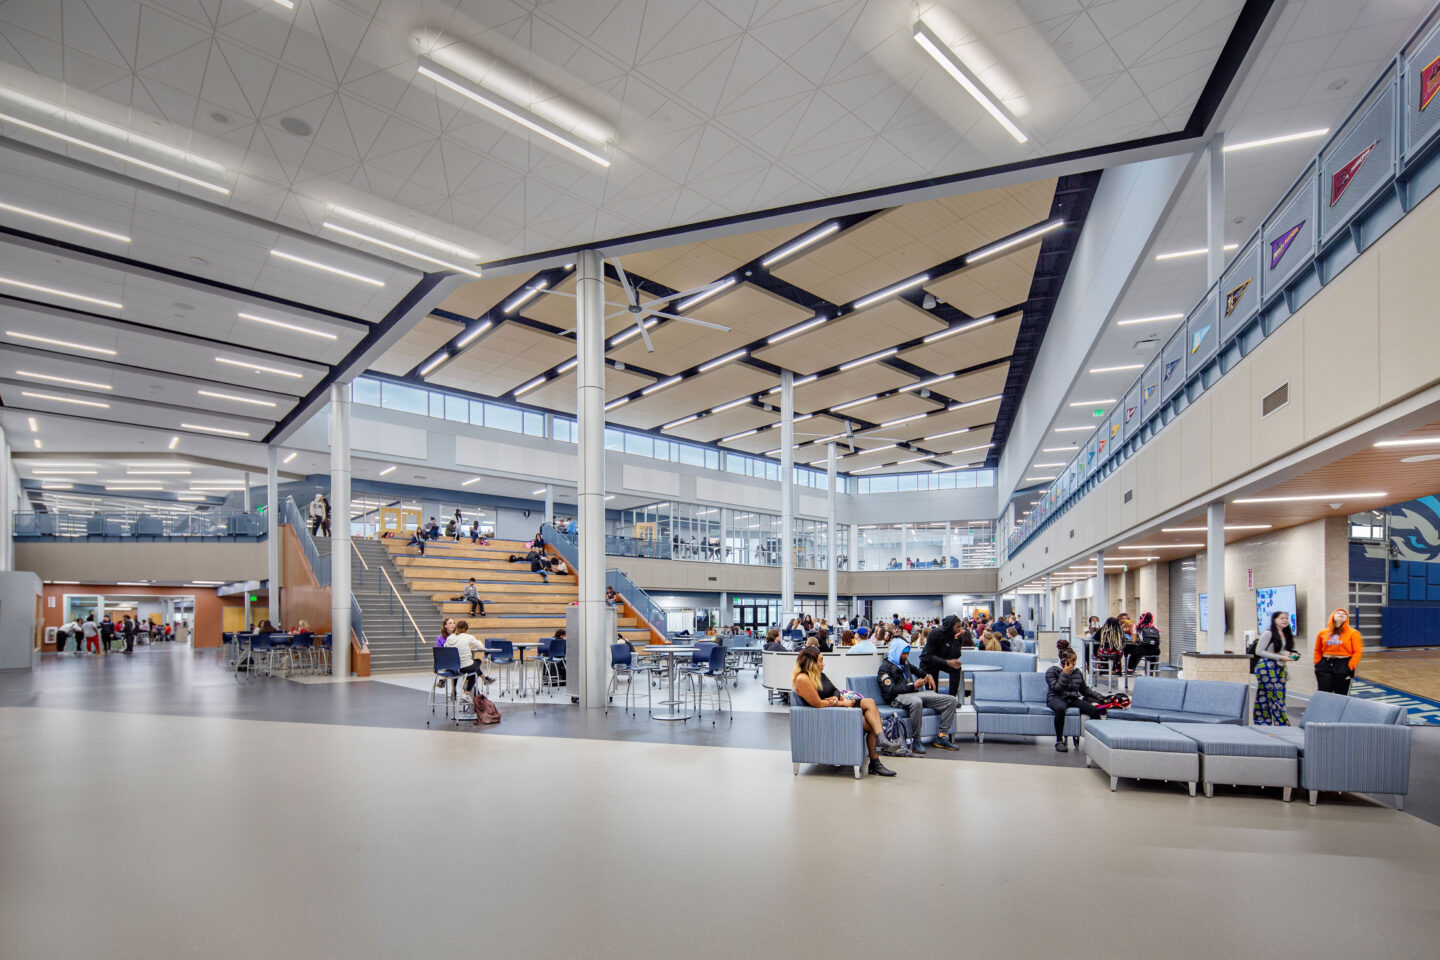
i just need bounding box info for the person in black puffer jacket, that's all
[1045,648,1106,752]
[921,614,966,697]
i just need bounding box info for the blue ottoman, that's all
[1165,722,1299,801]
[1084,719,1200,796]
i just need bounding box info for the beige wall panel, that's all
[1117,459,1138,530]
[1302,254,1379,441]
[1248,319,1306,468]
[1377,188,1440,404]
[15,542,267,584]
[1133,444,1159,521]
[1178,392,1212,503]
[1151,427,1183,517]
[1209,356,1253,483]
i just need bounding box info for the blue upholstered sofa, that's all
[971,672,1084,742]
[789,672,957,777]
[846,674,949,743]
[961,650,1037,671]
[1108,677,1250,724]
[1260,691,1411,807]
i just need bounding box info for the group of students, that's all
[56,614,174,656]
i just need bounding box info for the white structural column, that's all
[543,484,553,527]
[575,250,607,708]
[330,383,352,678]
[1206,133,1226,285]
[1094,550,1108,622]
[242,472,253,627]
[266,447,279,626]
[826,441,838,623]
[780,370,795,620]
[1045,574,1053,630]
[1207,502,1227,653]
[849,524,859,573]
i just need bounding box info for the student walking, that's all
[309,493,326,536]
[1254,611,1300,724]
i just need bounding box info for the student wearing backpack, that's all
[791,646,901,776]
[1123,611,1162,673]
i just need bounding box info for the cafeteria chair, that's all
[248,635,274,677]
[318,634,333,674]
[485,639,516,695]
[691,645,732,724]
[429,646,462,726]
[537,637,566,695]
[606,642,652,716]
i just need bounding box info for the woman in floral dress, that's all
[1253,610,1299,724]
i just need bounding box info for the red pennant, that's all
[1330,140,1377,206]
[1422,53,1440,112]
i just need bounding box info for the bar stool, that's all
[429,646,461,725]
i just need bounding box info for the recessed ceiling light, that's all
[1069,399,1116,407]
[968,221,1064,264]
[322,222,481,277]
[1155,244,1238,261]
[270,249,384,287]
[168,436,180,450]
[0,199,130,242]
[282,451,297,463]
[6,331,117,356]
[126,469,190,475]
[1053,426,1091,433]
[1160,525,1272,532]
[0,276,122,309]
[198,389,276,408]
[15,370,113,390]
[0,108,229,194]
[1120,543,1203,549]
[328,205,479,260]
[32,469,96,475]
[179,423,251,437]
[378,466,396,476]
[40,481,70,489]
[1116,313,1184,326]
[1024,475,1057,482]
[698,349,747,373]
[513,375,548,396]
[767,316,827,344]
[176,495,206,501]
[26,416,37,432]
[641,375,682,396]
[21,390,109,408]
[912,21,1026,143]
[503,281,549,314]
[951,394,1002,410]
[105,484,163,491]
[1089,364,1143,374]
[1042,446,1076,453]
[461,476,481,486]
[416,58,610,167]
[455,320,493,348]
[853,275,928,311]
[1223,129,1329,153]
[603,397,630,411]
[1374,437,1440,447]
[761,223,840,268]
[215,356,303,378]
[237,311,338,340]
[710,397,752,414]
[1233,492,1387,504]
[1033,462,1065,468]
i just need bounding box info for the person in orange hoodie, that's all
[1313,608,1363,695]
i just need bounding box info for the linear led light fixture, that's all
[1089,364,1143,373]
[1161,525,1271,532]
[1232,492,1386,504]
[766,374,818,395]
[839,347,897,372]
[21,390,109,409]
[503,281,549,314]
[767,316,827,344]
[968,221,1063,264]
[322,222,480,277]
[1374,437,1440,447]
[270,249,384,287]
[710,397,752,414]
[417,58,610,167]
[896,455,929,465]
[237,311,337,340]
[610,319,657,346]
[0,199,130,242]
[26,416,37,431]
[282,452,297,464]
[557,358,579,374]
[1224,129,1329,153]
[105,484,163,491]
[923,427,970,442]
[455,320,493,348]
[641,375,682,396]
[901,372,956,393]
[1068,399,1116,407]
[1034,462,1065,468]
[168,436,180,450]
[852,274,928,311]
[198,389,276,408]
[0,109,229,194]
[41,482,72,489]
[761,223,840,268]
[418,354,450,377]
[1155,243,1238,261]
[126,469,190,475]
[1052,426,1091,433]
[676,277,737,312]
[328,205,479,260]
[603,397,630,412]
[951,393,1002,410]
[272,0,295,9]
[461,476,481,486]
[32,469,96,475]
[216,356,303,379]
[1024,475,1057,482]
[852,464,888,473]
[721,428,759,443]
[661,415,699,431]
[1116,313,1183,326]
[808,433,847,445]
[180,423,251,437]
[951,443,993,455]
[845,443,896,458]
[1042,446,1077,453]
[831,395,878,412]
[16,370,112,390]
[924,315,998,345]
[698,349,747,373]
[912,21,1026,143]
[0,276,122,309]
[176,495,206,501]
[513,375,548,397]
[880,414,926,428]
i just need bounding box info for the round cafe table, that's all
[643,645,698,721]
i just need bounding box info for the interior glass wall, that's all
[855,520,996,570]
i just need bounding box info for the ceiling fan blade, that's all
[637,278,729,309]
[844,420,856,454]
[637,317,655,352]
[642,310,731,332]
[611,258,638,306]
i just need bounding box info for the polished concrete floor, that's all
[3,647,1440,959]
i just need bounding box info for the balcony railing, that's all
[14,511,263,540]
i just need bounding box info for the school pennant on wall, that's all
[1143,384,1157,401]
[1163,358,1181,381]
[1330,140,1377,206]
[1269,221,1304,269]
[1110,422,1121,439]
[1422,53,1440,111]
[1190,324,1211,353]
[1224,278,1251,317]
[1125,404,1137,422]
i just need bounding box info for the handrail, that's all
[381,566,427,658]
[606,568,667,643]
[351,539,369,571]
[279,496,365,645]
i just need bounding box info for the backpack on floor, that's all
[472,691,502,724]
[881,713,908,745]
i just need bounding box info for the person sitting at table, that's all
[814,628,833,653]
[1045,648,1105,752]
[877,641,961,754]
[763,628,786,652]
[1001,626,1021,652]
[255,619,278,634]
[435,617,457,647]
[839,630,855,648]
[791,646,900,776]
[982,631,1003,652]
[444,620,496,698]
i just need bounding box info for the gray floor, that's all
[3,646,1439,960]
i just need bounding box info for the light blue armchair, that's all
[789,702,866,778]
[1260,692,1411,807]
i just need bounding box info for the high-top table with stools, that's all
[644,645,698,720]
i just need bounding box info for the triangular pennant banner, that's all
[1269,221,1304,269]
[1111,423,1121,439]
[1224,278,1251,317]
[1163,358,1181,380]
[1143,384,1156,401]
[1126,404,1137,421]
[1330,140,1377,206]
[1097,437,1107,455]
[1422,53,1440,111]
[1191,324,1212,353]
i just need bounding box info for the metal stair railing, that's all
[280,496,364,643]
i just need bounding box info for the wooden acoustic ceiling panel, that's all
[370,314,462,375]
[667,404,776,444]
[608,364,778,431]
[771,179,1056,306]
[837,391,945,427]
[430,274,537,321]
[793,363,917,413]
[897,312,1022,371]
[756,298,943,374]
[606,283,810,375]
[618,219,822,293]
[521,366,654,414]
[428,323,577,397]
[521,276,641,337]
[927,244,1040,319]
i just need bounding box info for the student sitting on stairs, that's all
[461,578,487,617]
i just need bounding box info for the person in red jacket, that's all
[1313,608,1363,695]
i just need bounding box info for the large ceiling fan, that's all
[547,258,732,352]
